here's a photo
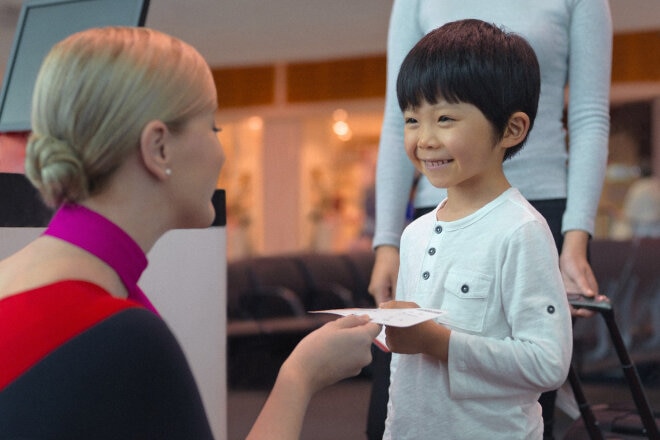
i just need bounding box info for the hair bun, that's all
[25,134,88,207]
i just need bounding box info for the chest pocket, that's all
[440,269,493,333]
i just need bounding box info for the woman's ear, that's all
[501,111,531,149]
[140,120,172,180]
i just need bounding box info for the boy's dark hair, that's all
[396,19,540,160]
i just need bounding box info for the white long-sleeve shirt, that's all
[384,189,573,440]
[374,0,612,249]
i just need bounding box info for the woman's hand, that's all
[248,315,381,440]
[282,315,382,394]
[560,230,607,318]
[368,245,400,305]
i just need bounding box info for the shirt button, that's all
[547,305,555,314]
[461,284,469,293]
[422,271,430,280]
[428,247,436,256]
[435,225,443,234]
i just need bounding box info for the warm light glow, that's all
[246,116,263,131]
[333,120,350,136]
[332,120,353,141]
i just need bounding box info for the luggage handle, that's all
[570,295,660,439]
[567,293,612,312]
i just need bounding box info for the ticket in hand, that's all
[311,307,445,353]
[310,307,445,327]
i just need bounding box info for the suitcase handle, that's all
[570,298,660,439]
[567,293,612,312]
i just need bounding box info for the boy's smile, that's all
[422,158,453,170]
[403,99,510,201]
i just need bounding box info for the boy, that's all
[381,19,573,439]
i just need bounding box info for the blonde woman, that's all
[0,27,379,439]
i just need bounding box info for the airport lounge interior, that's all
[0,1,659,439]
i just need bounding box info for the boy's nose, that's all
[417,129,439,149]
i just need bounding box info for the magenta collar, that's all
[44,203,158,314]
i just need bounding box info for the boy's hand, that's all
[380,300,450,361]
[379,300,419,310]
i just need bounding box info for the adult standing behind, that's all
[0,26,380,439]
[368,1,612,439]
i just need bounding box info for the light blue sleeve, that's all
[562,0,612,235]
[372,0,425,249]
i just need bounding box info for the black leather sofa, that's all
[226,250,376,387]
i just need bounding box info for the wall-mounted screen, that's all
[0,0,150,132]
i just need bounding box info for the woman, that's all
[0,26,380,439]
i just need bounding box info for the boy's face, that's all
[403,99,506,192]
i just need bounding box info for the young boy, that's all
[381,19,573,439]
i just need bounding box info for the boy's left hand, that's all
[380,300,450,361]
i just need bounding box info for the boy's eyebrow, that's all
[410,101,459,111]
[431,98,457,107]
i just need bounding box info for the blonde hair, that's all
[26,26,217,207]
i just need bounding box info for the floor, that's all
[227,365,660,440]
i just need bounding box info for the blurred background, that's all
[1,0,659,260]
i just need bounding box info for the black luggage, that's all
[563,294,660,439]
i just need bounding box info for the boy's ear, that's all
[501,112,531,149]
[139,120,172,180]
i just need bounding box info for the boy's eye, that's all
[404,117,418,124]
[212,126,222,133]
[438,116,452,123]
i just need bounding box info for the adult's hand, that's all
[285,315,381,393]
[247,315,381,440]
[368,245,400,305]
[560,230,607,318]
